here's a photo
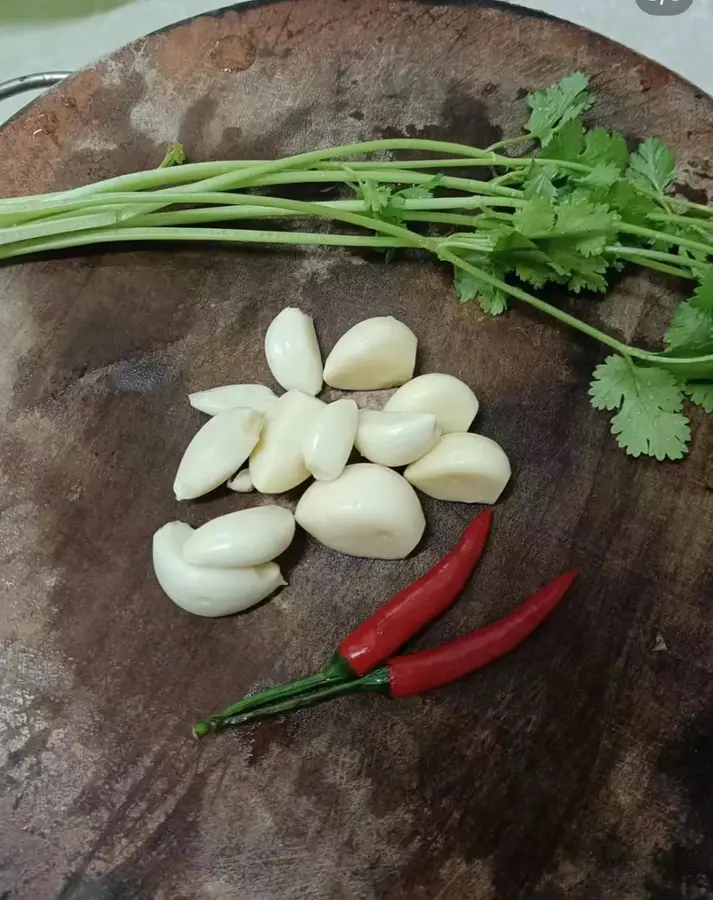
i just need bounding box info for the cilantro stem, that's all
[650,213,713,231]
[0,193,519,232]
[486,135,534,153]
[441,247,713,374]
[438,248,630,355]
[619,223,713,257]
[0,192,432,252]
[402,212,485,228]
[607,245,704,278]
[0,226,410,261]
[168,140,511,194]
[642,192,713,218]
[123,207,482,230]
[177,167,524,201]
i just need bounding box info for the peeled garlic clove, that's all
[302,399,358,482]
[227,469,253,492]
[404,433,511,504]
[250,390,324,493]
[153,522,285,617]
[182,505,295,568]
[189,384,277,416]
[295,463,425,560]
[265,307,323,396]
[323,317,417,390]
[174,408,263,501]
[384,373,479,434]
[355,409,441,467]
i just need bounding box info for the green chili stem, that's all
[194,668,390,736]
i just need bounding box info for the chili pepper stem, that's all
[192,653,356,736]
[195,668,390,736]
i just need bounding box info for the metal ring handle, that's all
[0,71,72,101]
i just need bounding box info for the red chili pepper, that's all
[387,569,579,697]
[194,569,578,735]
[338,509,493,676]
[194,511,492,735]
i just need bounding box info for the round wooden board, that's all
[1,2,712,898]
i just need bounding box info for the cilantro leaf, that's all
[523,165,560,200]
[544,119,586,162]
[583,164,620,189]
[452,256,508,315]
[509,194,617,290]
[525,72,594,147]
[665,304,713,353]
[513,195,618,248]
[397,175,444,200]
[566,255,610,293]
[159,142,187,168]
[579,127,629,171]
[491,230,560,289]
[552,195,618,254]
[604,181,658,227]
[664,269,713,354]
[352,174,443,226]
[356,178,394,216]
[626,138,677,196]
[685,382,713,413]
[589,355,690,460]
[513,196,556,238]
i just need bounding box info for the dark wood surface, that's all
[1,2,712,898]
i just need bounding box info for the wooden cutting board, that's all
[1,2,712,898]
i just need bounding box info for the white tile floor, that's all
[0,0,709,125]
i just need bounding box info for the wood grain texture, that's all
[0,2,712,898]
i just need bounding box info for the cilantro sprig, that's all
[0,74,712,461]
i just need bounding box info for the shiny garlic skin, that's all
[173,407,263,501]
[295,463,426,560]
[264,307,323,396]
[323,317,417,390]
[189,384,277,417]
[182,506,296,568]
[355,409,441,467]
[302,398,359,481]
[384,373,479,434]
[152,522,286,617]
[249,390,325,493]
[404,433,511,504]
